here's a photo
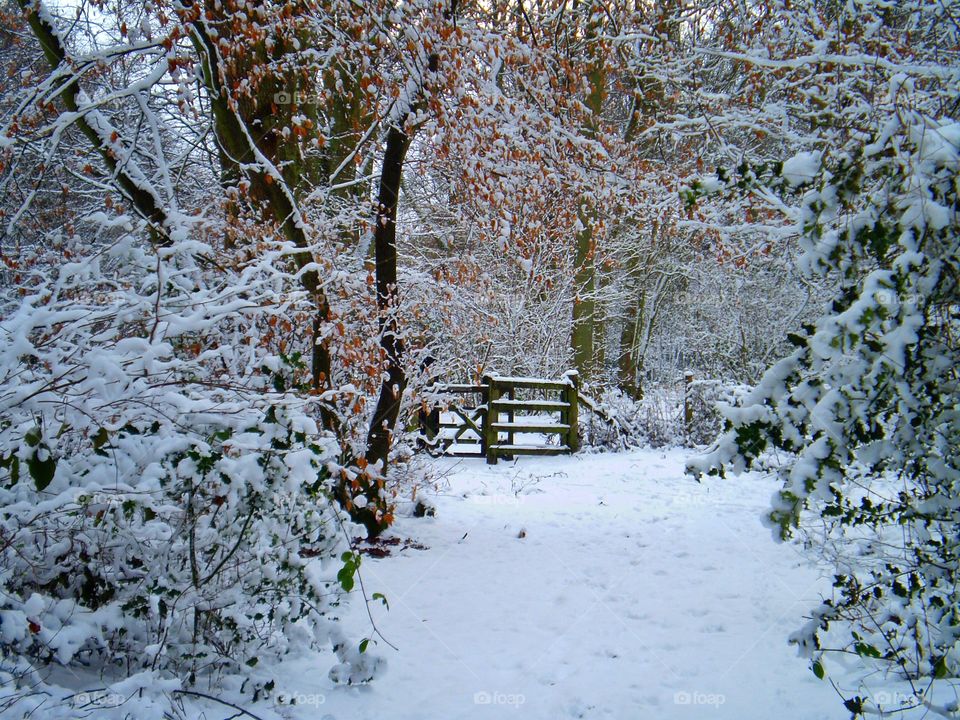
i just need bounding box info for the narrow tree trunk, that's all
[572,209,596,379]
[617,226,654,399]
[571,1,606,382]
[190,19,337,407]
[344,120,411,538]
[593,267,607,377]
[20,0,172,246]
[618,281,644,399]
[354,50,440,537]
[365,121,412,473]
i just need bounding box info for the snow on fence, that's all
[419,372,581,464]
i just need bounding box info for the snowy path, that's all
[283,449,844,719]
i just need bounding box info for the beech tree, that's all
[0,0,461,710]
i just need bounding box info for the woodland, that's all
[0,0,958,718]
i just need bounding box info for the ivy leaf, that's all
[0,454,20,487]
[27,451,57,491]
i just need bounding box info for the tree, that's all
[688,1,960,713]
[0,0,405,711]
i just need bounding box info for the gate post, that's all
[564,370,580,452]
[482,374,500,465]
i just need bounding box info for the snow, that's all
[259,449,844,719]
[781,151,821,187]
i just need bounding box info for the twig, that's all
[172,689,268,720]
[331,501,399,652]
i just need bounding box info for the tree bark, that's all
[364,121,412,472]
[352,52,439,537]
[571,208,597,379]
[570,1,606,382]
[190,19,335,407]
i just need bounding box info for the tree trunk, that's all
[572,209,596,380]
[340,121,411,539]
[593,266,607,378]
[571,1,606,382]
[618,275,645,399]
[365,121,412,472]
[190,16,337,407]
[353,50,440,537]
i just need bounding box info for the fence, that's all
[421,371,580,465]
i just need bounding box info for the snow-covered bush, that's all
[690,116,960,715]
[0,410,341,679]
[577,380,750,450]
[683,378,751,447]
[576,388,645,449]
[0,217,376,715]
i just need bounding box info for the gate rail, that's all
[421,371,580,465]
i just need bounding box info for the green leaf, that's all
[843,696,863,716]
[27,451,57,491]
[812,660,825,680]
[92,427,110,450]
[24,427,42,448]
[372,592,389,610]
[934,657,949,679]
[0,453,20,487]
[359,638,369,654]
[337,551,361,592]
[337,566,355,592]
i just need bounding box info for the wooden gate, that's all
[420,372,580,465]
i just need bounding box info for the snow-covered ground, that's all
[273,448,846,719]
